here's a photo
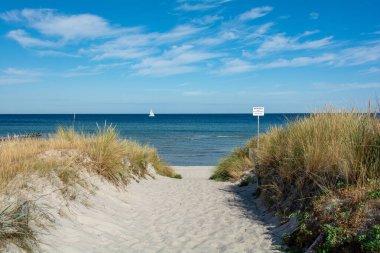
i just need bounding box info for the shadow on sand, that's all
[219,180,299,250]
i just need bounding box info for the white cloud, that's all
[176,0,231,12]
[0,77,37,85]
[260,54,335,69]
[81,24,204,61]
[0,67,44,85]
[309,12,319,20]
[178,82,190,87]
[132,45,220,76]
[2,7,379,79]
[334,42,380,66]
[246,22,274,39]
[33,50,79,58]
[1,9,125,42]
[219,54,335,74]
[157,25,205,42]
[3,67,44,76]
[192,15,223,25]
[219,39,380,75]
[91,48,156,61]
[61,62,129,77]
[193,30,237,46]
[177,3,216,11]
[6,29,59,48]
[218,59,255,74]
[365,67,380,74]
[239,6,273,21]
[193,37,225,46]
[256,32,333,55]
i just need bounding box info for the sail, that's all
[149,109,155,117]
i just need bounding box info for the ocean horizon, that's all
[0,113,307,165]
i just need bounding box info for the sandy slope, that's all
[39,166,278,253]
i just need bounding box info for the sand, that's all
[38,166,279,253]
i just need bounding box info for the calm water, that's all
[0,114,307,165]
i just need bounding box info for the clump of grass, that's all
[0,126,176,251]
[254,109,380,212]
[170,174,182,179]
[210,147,252,182]
[358,225,380,252]
[289,180,380,252]
[0,201,36,253]
[239,175,254,187]
[144,146,177,178]
[211,107,380,252]
[0,126,175,189]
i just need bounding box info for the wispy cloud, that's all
[219,39,380,74]
[246,22,274,39]
[309,12,319,20]
[156,25,205,42]
[1,9,125,42]
[256,31,333,56]
[314,82,380,91]
[192,15,223,25]
[61,62,129,77]
[334,41,380,66]
[218,54,333,74]
[239,6,273,21]
[132,45,221,76]
[3,67,44,76]
[2,6,380,79]
[81,24,204,61]
[6,29,59,48]
[363,67,380,74]
[193,30,236,46]
[259,54,335,69]
[33,50,79,58]
[218,59,255,74]
[178,82,190,87]
[0,77,37,85]
[176,0,231,12]
[0,67,44,85]
[87,48,156,61]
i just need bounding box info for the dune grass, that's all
[210,147,252,182]
[211,108,380,252]
[0,126,177,251]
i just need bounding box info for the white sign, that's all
[252,107,264,116]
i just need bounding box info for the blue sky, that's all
[0,0,379,113]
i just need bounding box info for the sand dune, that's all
[39,166,278,253]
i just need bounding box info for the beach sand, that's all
[38,166,278,253]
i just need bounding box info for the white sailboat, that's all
[149,109,155,117]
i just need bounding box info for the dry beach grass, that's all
[211,107,380,252]
[0,126,177,252]
[0,126,280,253]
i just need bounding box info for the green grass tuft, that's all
[210,147,252,182]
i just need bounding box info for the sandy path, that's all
[39,166,278,253]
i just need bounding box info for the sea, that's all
[0,114,307,165]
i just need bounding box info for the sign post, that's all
[252,107,264,149]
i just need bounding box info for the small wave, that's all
[216,135,245,138]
